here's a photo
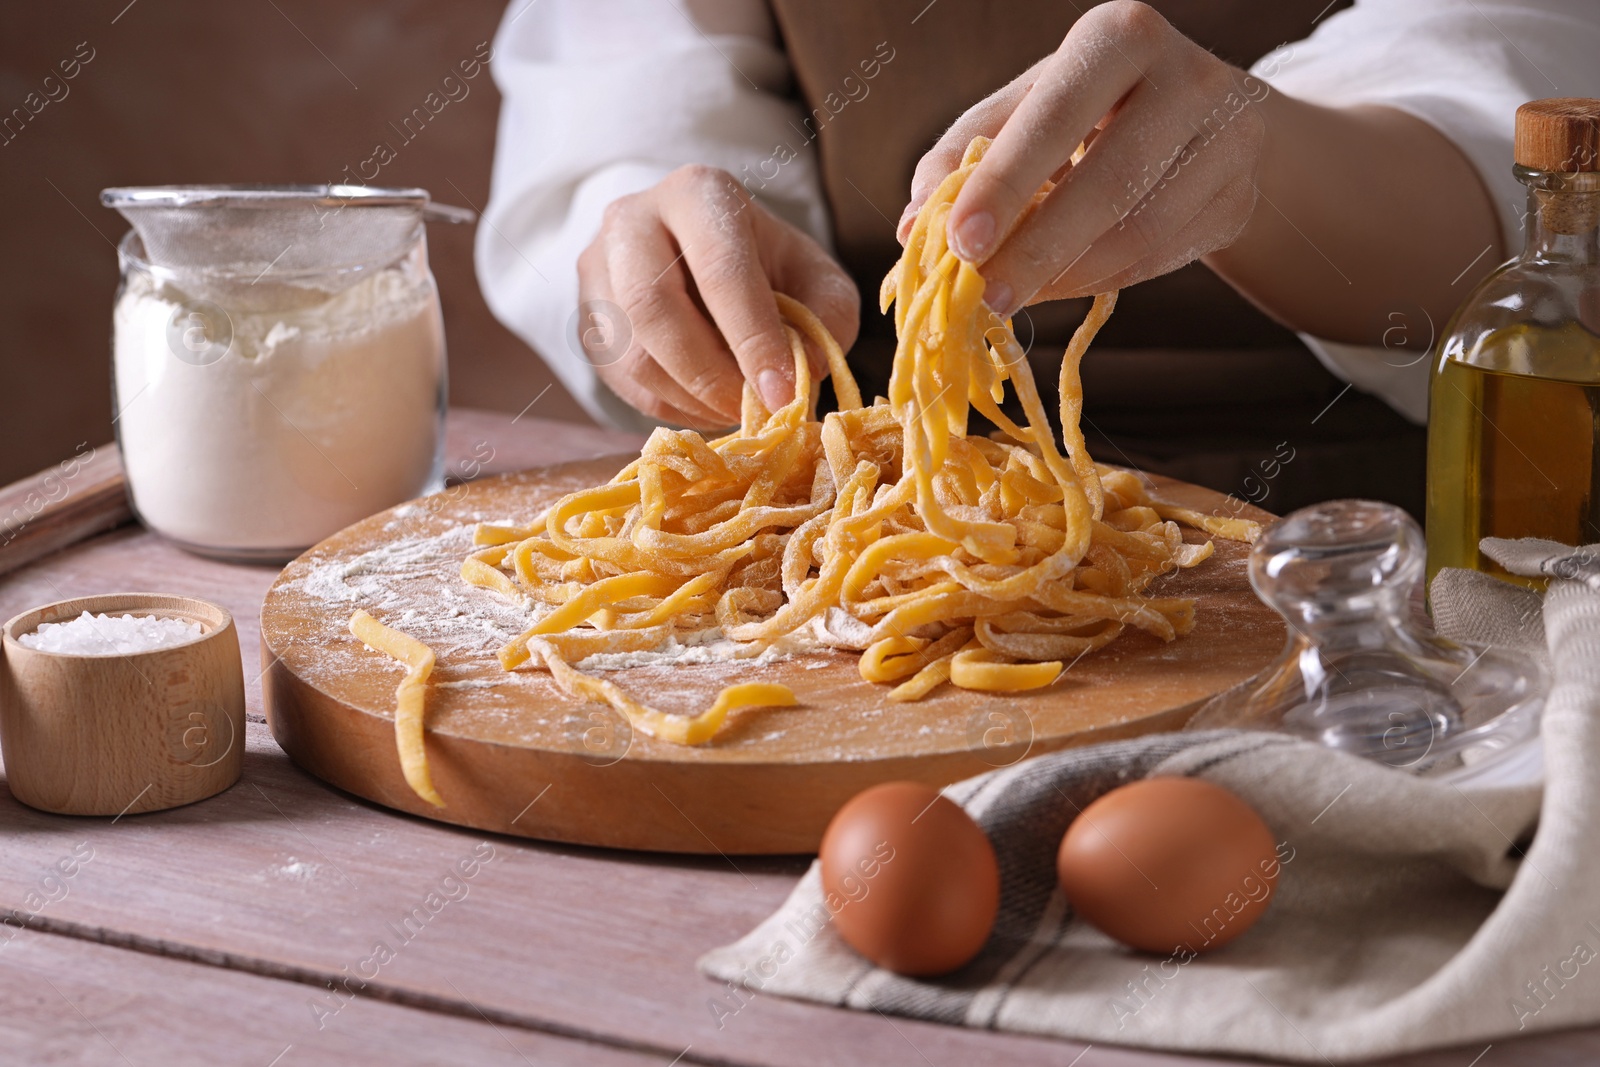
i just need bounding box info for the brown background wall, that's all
[0,0,581,487]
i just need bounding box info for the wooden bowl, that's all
[0,593,245,815]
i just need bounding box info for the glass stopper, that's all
[1189,500,1546,779]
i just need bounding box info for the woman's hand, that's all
[577,165,859,428]
[899,1,1265,316]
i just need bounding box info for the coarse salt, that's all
[18,611,203,655]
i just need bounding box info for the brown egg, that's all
[819,781,999,977]
[1056,776,1281,955]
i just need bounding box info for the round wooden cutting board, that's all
[261,457,1285,854]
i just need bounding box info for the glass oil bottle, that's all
[1426,98,1600,590]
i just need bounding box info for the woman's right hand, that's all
[576,165,859,428]
[898,1,1266,315]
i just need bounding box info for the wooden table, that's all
[0,409,1593,1067]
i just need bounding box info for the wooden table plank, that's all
[1,409,1596,1066]
[1,718,1594,1067]
[0,924,660,1066]
[0,723,1115,1066]
[0,440,129,580]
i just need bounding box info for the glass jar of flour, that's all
[102,186,468,563]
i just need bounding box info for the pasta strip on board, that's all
[349,609,445,808]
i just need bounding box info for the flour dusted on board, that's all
[113,251,445,556]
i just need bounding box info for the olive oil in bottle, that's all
[1425,99,1600,590]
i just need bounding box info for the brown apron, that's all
[766,0,1425,517]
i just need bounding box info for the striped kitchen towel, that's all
[702,550,1600,1063]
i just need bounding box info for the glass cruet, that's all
[1186,499,1545,777]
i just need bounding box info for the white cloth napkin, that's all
[702,546,1600,1062]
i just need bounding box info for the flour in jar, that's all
[113,258,444,555]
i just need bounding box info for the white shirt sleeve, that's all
[477,0,832,432]
[1249,0,1600,423]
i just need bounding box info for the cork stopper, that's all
[1515,98,1600,172]
[1516,99,1600,235]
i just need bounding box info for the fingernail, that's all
[896,205,916,242]
[757,368,790,411]
[983,279,1014,318]
[951,210,995,261]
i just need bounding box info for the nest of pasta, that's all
[461,137,1259,748]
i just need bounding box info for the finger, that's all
[787,269,859,383]
[946,2,1162,265]
[1051,114,1109,183]
[978,68,1234,315]
[610,349,733,429]
[1045,175,1257,299]
[986,102,1240,306]
[898,58,1045,243]
[580,245,733,427]
[656,167,798,413]
[760,212,861,380]
[575,241,643,375]
[604,197,748,422]
[609,375,719,429]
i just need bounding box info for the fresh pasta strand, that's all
[461,135,1260,745]
[350,609,445,808]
